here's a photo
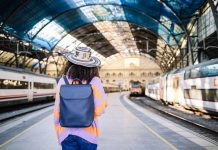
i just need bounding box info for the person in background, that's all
[54,47,108,150]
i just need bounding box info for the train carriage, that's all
[165,69,184,105]
[145,58,218,112]
[145,77,160,100]
[0,66,57,107]
[183,59,218,112]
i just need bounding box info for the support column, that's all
[38,60,42,74]
[55,56,60,77]
[146,40,149,52]
[22,54,26,69]
[44,56,49,74]
[187,31,194,65]
[180,48,184,68]
[208,0,218,39]
[15,53,19,67]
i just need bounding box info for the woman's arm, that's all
[53,78,64,137]
[90,77,108,118]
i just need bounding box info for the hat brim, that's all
[63,53,101,67]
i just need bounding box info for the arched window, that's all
[129,72,135,77]
[106,80,109,83]
[112,73,116,77]
[155,72,160,76]
[118,72,123,77]
[148,72,152,77]
[105,73,110,77]
[141,72,146,77]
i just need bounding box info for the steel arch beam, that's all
[159,0,204,65]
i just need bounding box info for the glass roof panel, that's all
[27,18,50,39]
[163,0,205,22]
[93,21,138,54]
[0,0,206,54]
[32,4,182,50]
[0,0,192,39]
[32,20,67,49]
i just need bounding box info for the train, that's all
[145,58,218,113]
[129,82,145,97]
[103,82,122,93]
[0,66,57,107]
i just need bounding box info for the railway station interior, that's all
[0,0,218,150]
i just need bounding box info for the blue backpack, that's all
[59,76,94,128]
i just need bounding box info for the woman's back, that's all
[53,47,107,150]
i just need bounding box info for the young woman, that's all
[54,47,107,150]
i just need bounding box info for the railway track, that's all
[0,102,54,123]
[129,97,218,143]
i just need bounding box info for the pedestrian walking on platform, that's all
[54,47,108,150]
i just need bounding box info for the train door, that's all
[28,76,33,101]
[160,74,167,101]
[160,79,164,100]
[172,75,180,104]
[166,74,174,103]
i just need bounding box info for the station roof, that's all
[0,0,206,69]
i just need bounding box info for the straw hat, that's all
[63,47,101,67]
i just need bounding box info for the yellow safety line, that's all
[122,95,178,150]
[0,114,51,148]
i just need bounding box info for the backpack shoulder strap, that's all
[63,76,70,85]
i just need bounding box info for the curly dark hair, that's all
[63,61,99,83]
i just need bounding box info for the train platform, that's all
[0,93,217,150]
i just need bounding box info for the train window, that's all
[185,63,218,79]
[184,70,190,79]
[184,89,218,102]
[34,82,54,89]
[200,64,218,77]
[185,67,202,79]
[190,67,201,78]
[0,79,28,89]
